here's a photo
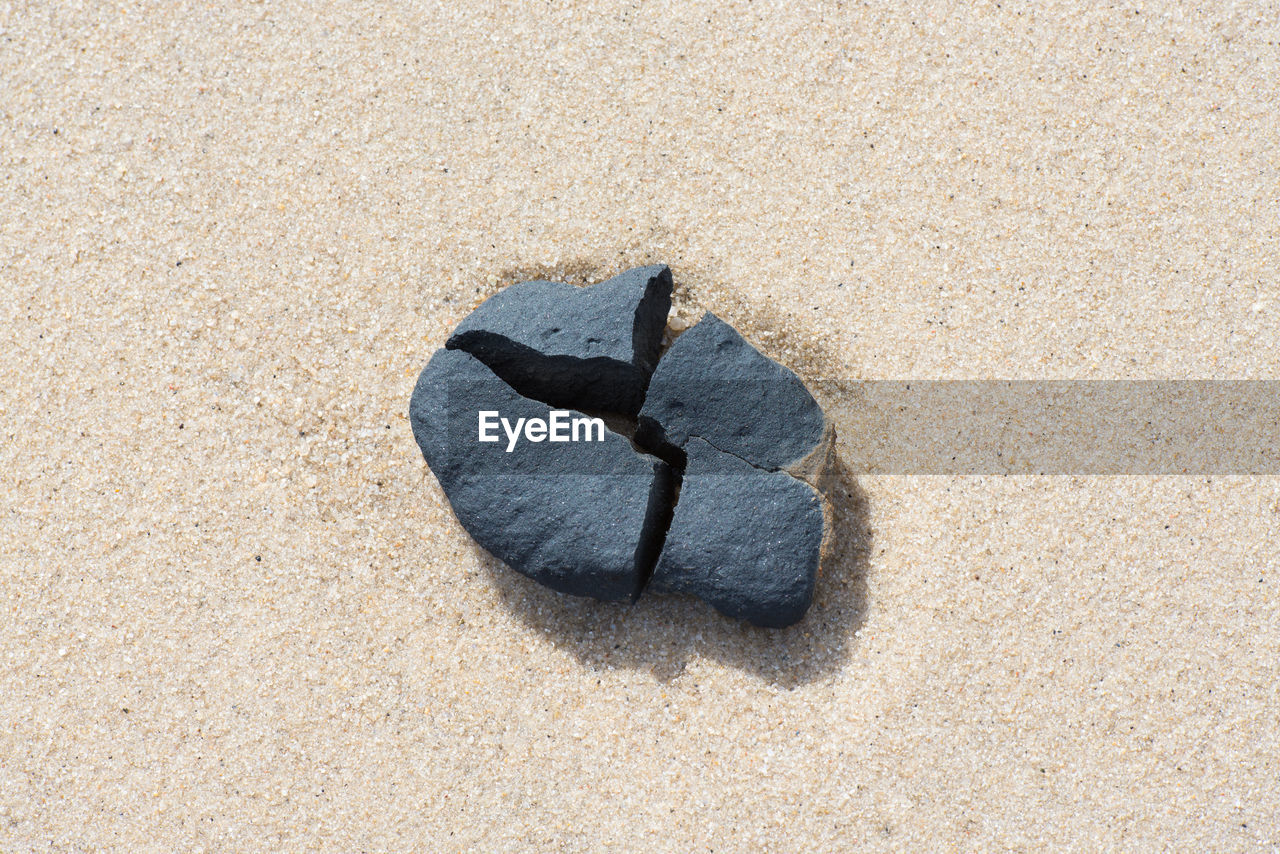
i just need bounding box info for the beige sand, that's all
[3,1,1279,850]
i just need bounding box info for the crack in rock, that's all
[410,265,836,627]
[410,347,671,601]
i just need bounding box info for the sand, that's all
[3,1,1279,850]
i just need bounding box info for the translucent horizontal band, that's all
[813,380,1280,475]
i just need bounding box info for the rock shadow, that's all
[473,453,872,689]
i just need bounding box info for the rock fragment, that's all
[637,312,829,472]
[650,439,826,628]
[410,347,672,601]
[446,264,672,416]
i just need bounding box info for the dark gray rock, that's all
[412,267,837,628]
[637,312,827,471]
[410,347,673,601]
[446,265,672,416]
[649,439,825,628]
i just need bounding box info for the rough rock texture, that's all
[410,347,672,601]
[446,264,672,416]
[413,268,835,627]
[650,439,826,628]
[634,311,836,626]
[637,312,828,471]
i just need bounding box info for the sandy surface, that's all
[4,1,1280,850]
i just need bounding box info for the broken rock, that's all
[446,264,672,416]
[650,438,826,628]
[638,311,830,472]
[410,347,672,602]
[411,265,838,629]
